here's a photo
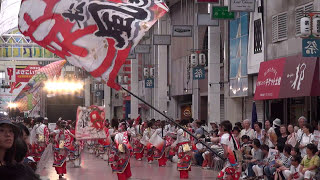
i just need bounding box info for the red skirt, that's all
[116,162,132,180]
[55,161,66,175]
[158,153,167,166]
[135,152,143,159]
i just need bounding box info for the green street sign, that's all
[211,6,235,20]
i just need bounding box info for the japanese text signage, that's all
[145,78,154,88]
[302,39,320,57]
[229,0,255,12]
[15,65,41,82]
[211,6,235,20]
[193,67,206,80]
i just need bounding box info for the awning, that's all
[254,55,320,100]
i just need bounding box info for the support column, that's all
[157,19,168,119]
[84,77,91,107]
[208,4,221,124]
[104,84,112,120]
[192,3,200,120]
[131,59,139,119]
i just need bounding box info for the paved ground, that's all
[39,150,217,180]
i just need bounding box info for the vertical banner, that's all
[5,66,16,82]
[76,105,107,140]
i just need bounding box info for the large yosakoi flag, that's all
[18,0,168,90]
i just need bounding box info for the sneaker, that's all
[137,158,142,161]
[148,161,152,164]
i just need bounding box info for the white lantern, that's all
[118,76,123,84]
[301,16,311,37]
[149,68,155,78]
[143,68,149,77]
[124,76,128,83]
[313,16,320,37]
[190,53,198,67]
[199,53,206,66]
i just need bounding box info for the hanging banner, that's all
[302,39,320,57]
[15,65,41,82]
[5,66,16,83]
[145,78,154,88]
[229,0,255,12]
[0,0,21,35]
[76,105,107,140]
[18,0,169,91]
[193,67,206,80]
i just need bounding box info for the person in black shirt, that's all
[277,125,288,148]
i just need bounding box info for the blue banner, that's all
[145,78,154,88]
[302,38,320,57]
[193,67,206,80]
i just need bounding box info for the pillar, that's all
[131,58,139,119]
[104,84,112,120]
[156,18,168,119]
[84,77,91,107]
[208,4,221,124]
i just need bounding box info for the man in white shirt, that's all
[281,155,303,180]
[240,119,255,141]
[296,116,307,142]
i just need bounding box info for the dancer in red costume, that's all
[30,117,50,162]
[141,121,156,163]
[52,120,75,179]
[110,122,132,180]
[171,120,192,179]
[98,120,111,161]
[130,116,144,160]
[153,120,168,167]
[212,120,241,180]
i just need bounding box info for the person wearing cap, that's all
[0,116,19,166]
[240,119,255,142]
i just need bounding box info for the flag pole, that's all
[121,87,226,160]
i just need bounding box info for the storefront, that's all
[254,55,320,125]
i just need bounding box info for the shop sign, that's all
[145,78,154,88]
[254,58,286,100]
[135,45,151,54]
[211,6,235,20]
[153,35,171,45]
[229,0,255,12]
[193,67,206,80]
[302,39,320,57]
[196,0,219,3]
[15,65,41,82]
[279,56,318,98]
[197,14,219,26]
[172,25,193,37]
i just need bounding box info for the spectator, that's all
[241,135,252,160]
[300,144,320,180]
[253,122,265,144]
[299,123,314,157]
[194,121,204,138]
[296,116,307,142]
[252,144,275,179]
[281,155,303,180]
[232,126,241,143]
[240,119,255,141]
[291,146,301,157]
[235,122,243,131]
[209,121,218,132]
[264,120,276,148]
[286,124,297,147]
[277,125,288,148]
[246,139,263,178]
[273,118,281,137]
